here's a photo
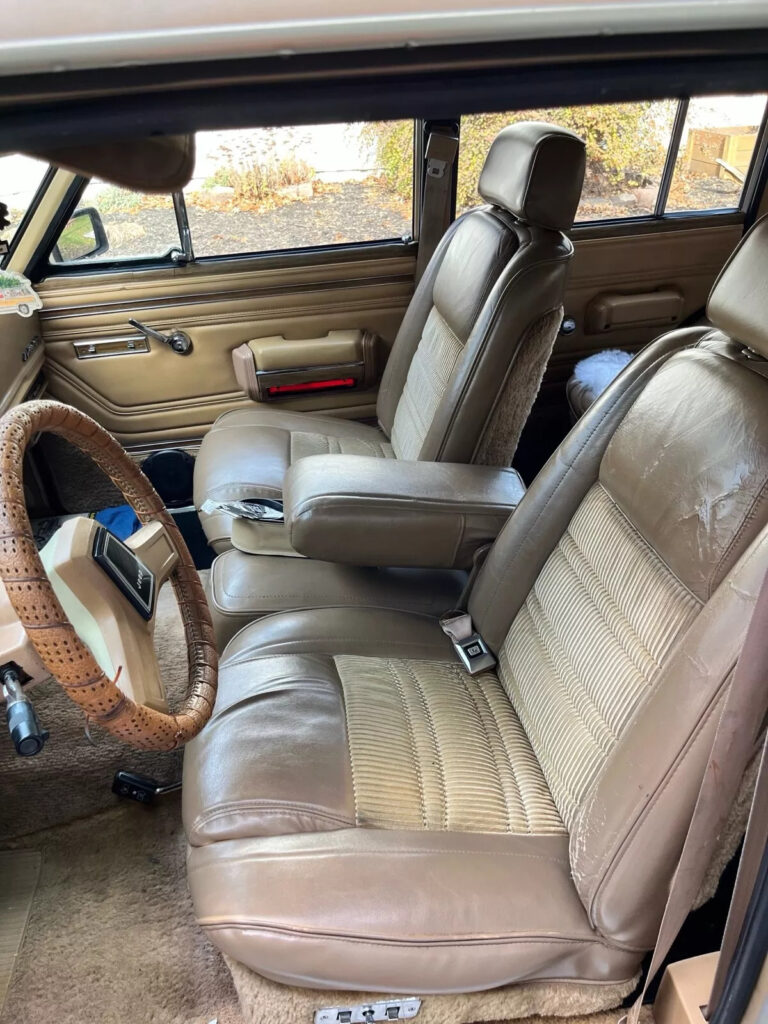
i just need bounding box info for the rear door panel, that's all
[553,219,742,384]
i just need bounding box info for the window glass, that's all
[665,94,767,213]
[459,102,678,222]
[0,154,48,258]
[185,121,414,257]
[52,181,180,264]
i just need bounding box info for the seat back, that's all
[376,122,586,466]
[469,215,768,949]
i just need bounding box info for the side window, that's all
[184,121,415,258]
[459,95,766,225]
[460,102,678,221]
[51,182,180,265]
[666,95,767,213]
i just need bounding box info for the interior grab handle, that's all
[129,318,193,355]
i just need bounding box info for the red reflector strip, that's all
[267,377,356,396]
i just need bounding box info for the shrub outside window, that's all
[185,122,414,258]
[453,96,766,224]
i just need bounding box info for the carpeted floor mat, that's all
[0,798,243,1024]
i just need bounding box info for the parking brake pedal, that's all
[112,770,181,805]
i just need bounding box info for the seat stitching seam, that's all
[403,661,447,829]
[223,639,453,665]
[472,674,530,834]
[201,923,607,950]
[451,666,515,833]
[708,473,768,598]
[388,658,428,829]
[193,803,355,831]
[598,484,701,604]
[335,657,361,825]
[213,848,569,860]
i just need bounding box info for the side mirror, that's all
[51,206,109,263]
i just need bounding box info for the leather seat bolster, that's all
[187,830,640,992]
[284,455,525,568]
[183,651,356,846]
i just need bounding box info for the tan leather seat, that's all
[195,122,586,551]
[183,217,768,994]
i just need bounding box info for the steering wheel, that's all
[0,400,217,751]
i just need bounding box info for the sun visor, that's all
[27,134,195,192]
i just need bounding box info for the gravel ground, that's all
[98,173,742,262]
[102,181,412,260]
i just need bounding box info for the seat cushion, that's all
[566,349,633,419]
[182,607,640,992]
[194,407,393,551]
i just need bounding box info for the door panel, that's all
[553,220,743,383]
[37,251,414,448]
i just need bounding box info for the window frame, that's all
[26,96,768,280]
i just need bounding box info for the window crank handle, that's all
[128,318,193,355]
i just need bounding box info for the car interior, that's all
[1,12,768,1024]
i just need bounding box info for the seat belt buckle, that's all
[426,157,448,179]
[440,611,496,675]
[454,632,496,675]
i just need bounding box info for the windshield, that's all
[0,153,49,262]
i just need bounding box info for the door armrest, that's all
[283,455,525,568]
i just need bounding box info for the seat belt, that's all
[622,567,768,1024]
[415,131,459,284]
[705,729,768,1018]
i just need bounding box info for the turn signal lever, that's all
[129,318,193,355]
[2,667,48,757]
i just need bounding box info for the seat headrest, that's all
[707,214,768,359]
[477,121,586,232]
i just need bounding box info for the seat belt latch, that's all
[440,611,496,675]
[426,156,448,179]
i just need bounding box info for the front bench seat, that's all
[195,122,586,551]
[183,217,768,994]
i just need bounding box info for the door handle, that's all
[129,318,193,355]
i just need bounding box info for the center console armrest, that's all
[283,454,525,569]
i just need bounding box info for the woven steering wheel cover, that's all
[0,400,217,750]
